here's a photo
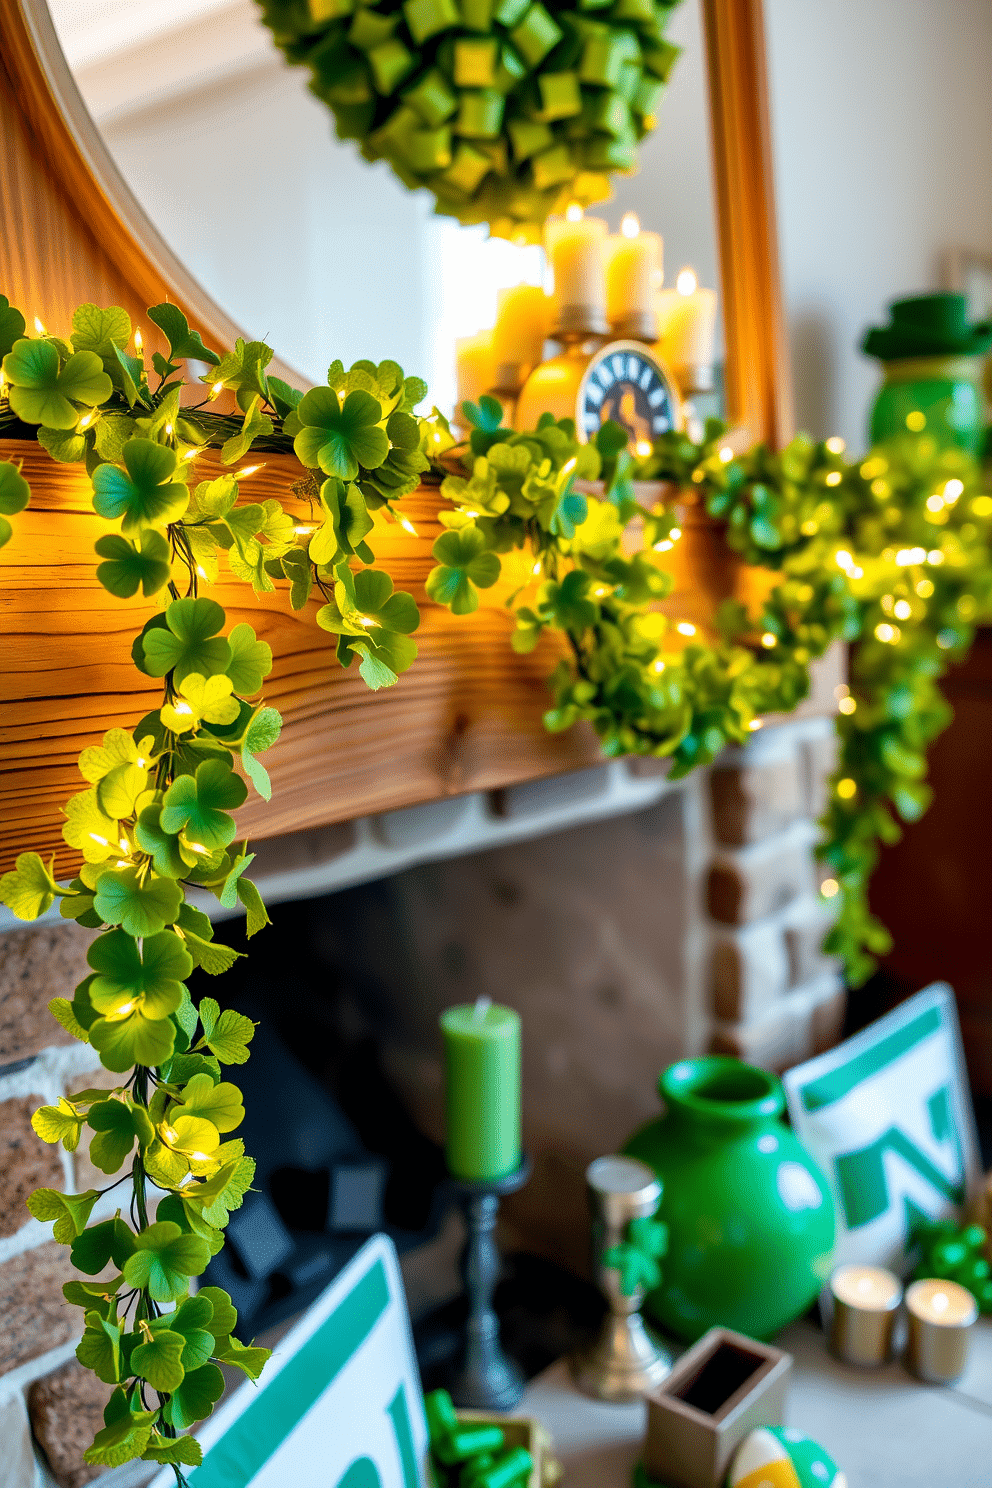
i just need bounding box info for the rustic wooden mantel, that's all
[0,0,793,872]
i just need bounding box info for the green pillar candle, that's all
[441,1000,521,1181]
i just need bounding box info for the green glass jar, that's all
[623,1057,834,1342]
[869,355,986,454]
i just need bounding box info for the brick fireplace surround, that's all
[0,680,843,1487]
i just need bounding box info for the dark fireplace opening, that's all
[195,883,603,1380]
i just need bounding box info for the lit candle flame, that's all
[620,212,640,239]
[676,267,698,296]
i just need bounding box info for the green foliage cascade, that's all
[0,297,444,1485]
[257,0,683,235]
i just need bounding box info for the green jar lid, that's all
[863,292,992,360]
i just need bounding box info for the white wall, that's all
[765,0,992,450]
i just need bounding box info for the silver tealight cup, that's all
[904,1278,978,1384]
[829,1264,902,1366]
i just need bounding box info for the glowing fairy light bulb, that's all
[399,515,419,537]
[676,621,696,637]
[676,267,697,296]
[134,327,143,353]
[210,381,224,399]
[635,439,653,458]
[33,316,46,335]
[238,464,264,478]
[565,202,583,222]
[620,212,640,239]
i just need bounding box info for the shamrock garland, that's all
[603,1213,668,1295]
[0,295,442,1485]
[257,0,682,236]
[426,398,992,986]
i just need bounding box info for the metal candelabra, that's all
[446,1155,532,1411]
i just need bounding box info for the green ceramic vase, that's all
[623,1057,835,1342]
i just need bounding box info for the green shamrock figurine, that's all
[912,1218,992,1313]
[603,1214,669,1297]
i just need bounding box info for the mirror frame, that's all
[2,0,792,445]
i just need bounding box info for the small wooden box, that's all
[453,1410,549,1488]
[642,1328,792,1488]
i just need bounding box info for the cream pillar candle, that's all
[492,284,551,385]
[545,207,609,337]
[655,267,718,392]
[605,212,663,340]
[455,330,495,422]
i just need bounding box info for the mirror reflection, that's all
[49,0,723,424]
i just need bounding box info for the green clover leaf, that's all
[0,460,30,516]
[173,1072,245,1134]
[236,875,271,938]
[0,294,26,359]
[123,1221,211,1302]
[225,622,273,695]
[221,394,274,465]
[142,597,231,685]
[542,570,598,632]
[86,1099,154,1174]
[196,1286,237,1338]
[91,439,189,535]
[70,304,131,362]
[200,1007,256,1066]
[208,336,272,410]
[30,1099,84,1151]
[71,1215,136,1276]
[155,1293,217,1371]
[87,925,190,1022]
[94,531,172,598]
[62,1276,124,1318]
[160,673,240,734]
[78,727,153,784]
[309,477,375,564]
[294,387,389,479]
[190,1154,255,1227]
[27,1187,100,1242]
[0,851,60,919]
[160,759,248,850]
[83,1409,157,1470]
[76,1313,122,1385]
[426,527,501,614]
[147,302,220,366]
[95,761,148,819]
[133,805,189,878]
[345,631,419,690]
[131,1327,186,1391]
[141,1433,204,1469]
[241,706,282,802]
[3,339,112,427]
[211,1333,270,1380]
[0,458,30,547]
[62,790,120,862]
[160,1362,225,1430]
[92,868,182,939]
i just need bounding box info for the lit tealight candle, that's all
[829,1264,902,1366]
[545,206,609,338]
[904,1277,978,1384]
[605,213,663,341]
[655,267,718,394]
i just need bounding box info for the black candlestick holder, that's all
[446,1155,532,1411]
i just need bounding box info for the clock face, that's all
[576,340,681,448]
